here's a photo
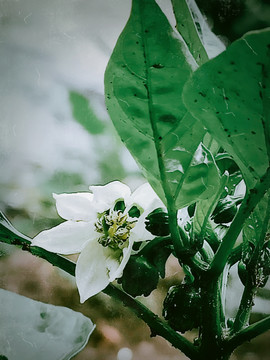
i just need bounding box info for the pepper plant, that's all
[1,0,270,359]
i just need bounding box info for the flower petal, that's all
[128,183,164,214]
[131,216,155,242]
[75,241,110,302]
[90,181,131,210]
[75,238,134,302]
[32,221,95,255]
[53,192,95,221]
[106,238,134,281]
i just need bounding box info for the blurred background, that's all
[0,0,270,359]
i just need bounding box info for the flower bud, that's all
[119,255,159,297]
[212,195,242,224]
[145,208,170,236]
[163,283,201,333]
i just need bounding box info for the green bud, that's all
[238,260,248,286]
[187,203,196,218]
[163,283,201,333]
[145,208,170,236]
[212,195,242,224]
[119,255,159,297]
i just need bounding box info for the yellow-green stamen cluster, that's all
[95,208,137,250]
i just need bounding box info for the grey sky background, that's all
[0,0,137,213]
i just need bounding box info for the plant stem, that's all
[209,168,270,279]
[232,279,256,333]
[233,195,270,333]
[104,285,200,360]
[200,275,224,357]
[225,316,270,354]
[228,244,242,266]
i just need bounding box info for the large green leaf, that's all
[105,0,219,208]
[0,289,95,360]
[183,29,270,188]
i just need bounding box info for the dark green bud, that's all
[187,203,196,218]
[119,255,159,297]
[238,260,248,286]
[163,284,201,333]
[212,195,242,224]
[145,208,170,236]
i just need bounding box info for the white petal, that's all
[90,181,131,210]
[76,238,134,302]
[32,221,95,255]
[53,192,96,221]
[75,241,110,302]
[131,216,155,242]
[106,238,134,281]
[128,183,164,214]
[177,207,190,228]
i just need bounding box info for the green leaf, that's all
[69,91,105,134]
[183,29,270,188]
[193,172,227,239]
[171,0,208,65]
[171,0,225,65]
[0,289,95,360]
[105,0,219,208]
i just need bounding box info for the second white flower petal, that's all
[32,220,95,255]
[53,192,96,221]
[75,241,111,302]
[90,181,131,210]
[128,183,164,213]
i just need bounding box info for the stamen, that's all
[95,209,137,250]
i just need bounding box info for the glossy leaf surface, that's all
[0,289,95,360]
[183,29,270,188]
[105,0,219,208]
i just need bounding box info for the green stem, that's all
[200,276,224,358]
[232,279,256,333]
[209,168,270,279]
[228,244,242,266]
[233,195,270,333]
[225,316,270,354]
[171,0,209,66]
[103,285,200,359]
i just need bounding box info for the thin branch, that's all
[0,223,199,360]
[225,316,270,353]
[209,168,270,279]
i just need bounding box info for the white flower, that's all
[32,181,163,302]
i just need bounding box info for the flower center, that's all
[95,208,137,250]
